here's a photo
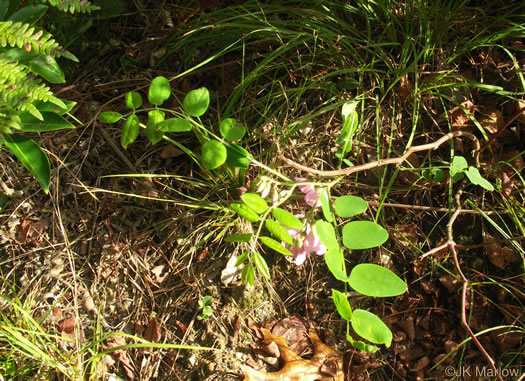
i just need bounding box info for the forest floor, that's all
[1,1,524,380]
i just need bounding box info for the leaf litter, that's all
[244,317,343,381]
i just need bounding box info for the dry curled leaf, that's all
[478,109,503,134]
[58,316,83,341]
[221,255,241,286]
[144,317,162,343]
[15,218,49,245]
[82,291,96,314]
[243,328,343,381]
[105,335,135,380]
[151,264,169,284]
[439,100,475,129]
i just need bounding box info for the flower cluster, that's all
[256,176,327,266]
[295,177,323,208]
[285,219,327,266]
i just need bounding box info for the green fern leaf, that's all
[40,0,100,14]
[0,21,62,57]
[0,56,65,116]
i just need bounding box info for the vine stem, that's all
[425,189,503,381]
[277,130,480,177]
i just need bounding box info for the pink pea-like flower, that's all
[295,177,322,208]
[284,217,327,266]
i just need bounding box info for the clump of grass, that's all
[158,0,525,377]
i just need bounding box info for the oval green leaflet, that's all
[235,251,250,266]
[272,208,304,230]
[98,111,122,123]
[465,167,494,191]
[253,252,270,280]
[258,236,292,256]
[145,110,165,145]
[240,193,268,214]
[121,114,140,149]
[324,248,349,282]
[231,203,259,223]
[342,221,389,250]
[334,195,368,218]
[220,118,246,141]
[183,87,210,117]
[319,188,333,222]
[241,263,255,286]
[351,309,392,347]
[148,76,171,106]
[158,118,192,133]
[201,140,227,169]
[332,289,352,321]
[225,233,253,243]
[125,91,143,109]
[225,143,250,169]
[348,263,407,297]
[314,220,339,250]
[346,335,378,353]
[265,219,292,245]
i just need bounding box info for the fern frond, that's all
[0,56,64,117]
[40,0,100,14]
[0,108,22,134]
[0,21,62,57]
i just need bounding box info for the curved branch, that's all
[278,131,480,177]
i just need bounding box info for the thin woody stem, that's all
[277,130,480,177]
[424,189,503,381]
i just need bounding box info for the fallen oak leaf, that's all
[243,327,343,381]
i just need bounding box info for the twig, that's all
[278,131,480,177]
[0,177,23,197]
[368,200,508,215]
[424,189,503,381]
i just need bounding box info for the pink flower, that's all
[284,217,327,266]
[295,177,322,208]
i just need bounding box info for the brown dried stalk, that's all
[277,130,480,177]
[424,190,503,381]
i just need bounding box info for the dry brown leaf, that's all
[82,291,96,313]
[271,317,309,355]
[58,317,83,341]
[394,224,419,248]
[478,109,503,134]
[144,317,162,343]
[441,100,475,129]
[243,328,343,381]
[160,145,184,159]
[484,234,517,269]
[151,265,168,284]
[490,328,523,352]
[439,275,460,294]
[106,335,135,380]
